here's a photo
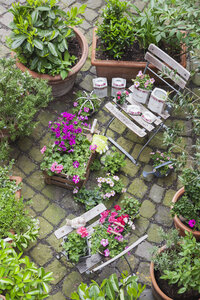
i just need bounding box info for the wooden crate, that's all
[43,151,96,190]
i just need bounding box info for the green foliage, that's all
[71,271,146,300]
[74,187,103,211]
[8,0,86,78]
[96,0,136,59]
[102,148,126,175]
[90,225,128,258]
[63,232,88,263]
[0,239,54,299]
[120,196,141,221]
[152,230,200,295]
[150,150,174,176]
[0,57,52,160]
[72,91,101,117]
[0,160,20,193]
[90,157,102,171]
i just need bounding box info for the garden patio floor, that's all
[0,0,197,299]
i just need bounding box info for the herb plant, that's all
[102,148,126,174]
[0,58,52,160]
[63,228,89,263]
[73,187,103,211]
[71,271,146,300]
[96,0,135,59]
[152,230,200,295]
[72,91,101,117]
[0,239,53,299]
[8,0,86,79]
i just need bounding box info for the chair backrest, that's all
[144,44,190,90]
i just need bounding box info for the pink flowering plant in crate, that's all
[40,112,94,183]
[132,70,155,90]
[116,90,129,105]
[97,174,126,200]
[150,150,174,176]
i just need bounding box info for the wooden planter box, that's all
[43,151,96,190]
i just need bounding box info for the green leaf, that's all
[33,39,44,50]
[37,7,51,11]
[64,50,70,61]
[48,42,58,57]
[106,282,115,300]
[11,35,27,49]
[178,286,187,294]
[31,10,39,24]
[60,70,68,80]
[0,278,14,285]
[109,274,119,292]
[30,57,39,70]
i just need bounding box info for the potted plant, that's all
[0,239,53,299]
[150,229,200,300]
[115,90,129,105]
[40,112,96,190]
[71,271,146,300]
[91,0,188,81]
[171,168,200,240]
[8,0,88,97]
[96,174,126,200]
[130,71,155,104]
[0,57,52,161]
[73,187,103,211]
[149,150,174,178]
[62,227,90,263]
[0,161,39,250]
[72,91,101,117]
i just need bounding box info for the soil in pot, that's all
[154,269,200,300]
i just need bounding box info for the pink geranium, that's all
[77,227,88,238]
[101,210,110,218]
[55,164,63,174]
[114,205,121,211]
[50,162,58,172]
[40,146,46,154]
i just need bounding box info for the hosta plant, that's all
[8,0,86,79]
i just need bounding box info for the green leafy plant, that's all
[8,0,86,79]
[115,90,129,105]
[132,71,155,90]
[90,157,102,171]
[96,0,136,59]
[152,230,200,295]
[0,239,53,299]
[71,271,146,300]
[0,57,52,160]
[150,150,174,176]
[63,229,89,263]
[72,91,101,117]
[73,187,103,210]
[102,148,126,175]
[120,196,141,221]
[97,174,126,200]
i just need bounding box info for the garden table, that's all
[104,43,190,165]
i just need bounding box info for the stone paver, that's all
[163,189,176,207]
[31,194,49,212]
[155,206,173,227]
[17,154,36,175]
[30,243,53,266]
[135,241,154,261]
[43,204,66,225]
[62,271,83,297]
[140,200,156,218]
[46,259,67,285]
[37,216,54,239]
[147,224,163,243]
[128,178,148,198]
[149,184,165,203]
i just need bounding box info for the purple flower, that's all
[134,81,140,88]
[104,249,110,257]
[89,144,97,151]
[72,175,80,184]
[73,161,80,168]
[84,107,89,113]
[101,239,109,247]
[188,219,196,228]
[73,102,78,107]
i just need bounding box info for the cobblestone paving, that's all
[0,0,197,299]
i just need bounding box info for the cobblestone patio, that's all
[0,0,197,299]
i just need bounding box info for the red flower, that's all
[114,205,121,211]
[116,216,125,225]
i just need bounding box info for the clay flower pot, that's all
[13,28,88,98]
[172,187,200,240]
[91,27,187,82]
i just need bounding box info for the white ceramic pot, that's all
[131,86,151,104]
[148,88,167,114]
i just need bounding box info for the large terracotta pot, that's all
[14,28,88,98]
[172,187,200,240]
[91,27,187,82]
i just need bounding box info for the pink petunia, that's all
[101,239,109,247]
[50,162,58,172]
[188,219,196,228]
[40,146,46,154]
[72,175,80,184]
[89,144,97,151]
[73,187,79,194]
[134,81,140,88]
[73,102,78,107]
[73,161,80,168]
[84,107,89,113]
[104,249,110,257]
[55,164,64,174]
[137,70,143,77]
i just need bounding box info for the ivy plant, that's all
[8,0,86,79]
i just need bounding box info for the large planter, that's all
[172,187,200,240]
[91,28,187,82]
[43,151,96,190]
[14,28,88,98]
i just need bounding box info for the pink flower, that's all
[188,219,196,228]
[117,96,120,100]
[73,161,80,168]
[40,146,46,154]
[101,210,110,218]
[115,235,124,242]
[114,205,121,211]
[73,102,78,107]
[77,226,88,238]
[134,81,140,88]
[117,91,122,95]
[99,217,105,224]
[108,216,117,223]
[89,144,97,151]
[84,107,89,113]
[107,226,112,234]
[150,78,155,84]
[137,70,143,77]
[113,176,119,181]
[55,164,64,174]
[125,91,129,95]
[73,175,80,184]
[50,162,58,172]
[101,239,109,247]
[111,211,118,217]
[104,249,110,257]
[73,187,79,194]
[169,165,173,169]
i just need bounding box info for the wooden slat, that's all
[54,203,107,239]
[145,52,187,89]
[105,102,146,137]
[148,43,190,81]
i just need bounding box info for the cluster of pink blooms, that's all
[134,70,155,90]
[73,102,90,115]
[89,144,97,151]
[77,226,88,238]
[150,151,174,169]
[50,162,63,174]
[97,175,126,199]
[40,146,46,154]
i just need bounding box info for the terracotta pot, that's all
[172,187,200,240]
[91,27,187,82]
[9,176,22,199]
[13,27,88,98]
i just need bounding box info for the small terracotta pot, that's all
[13,27,88,98]
[91,27,187,82]
[172,187,200,240]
